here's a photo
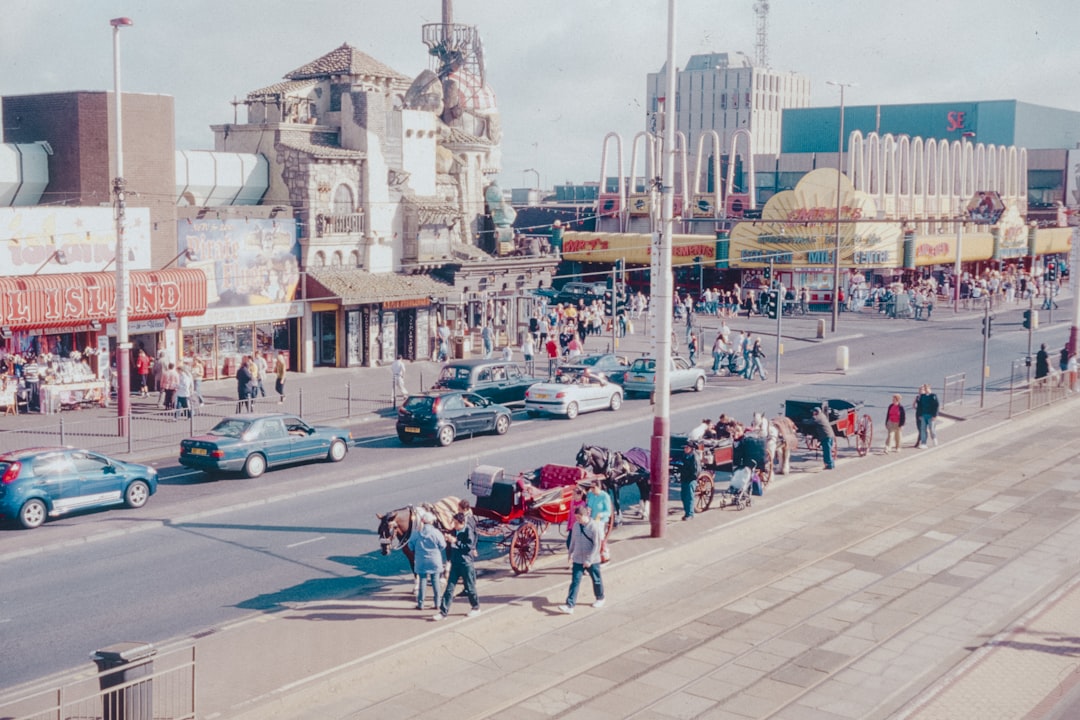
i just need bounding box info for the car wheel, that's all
[609,392,623,411]
[18,499,46,529]
[397,432,414,444]
[327,439,347,462]
[437,425,456,447]
[565,402,579,420]
[494,414,511,435]
[694,376,706,392]
[124,480,150,508]
[243,453,267,478]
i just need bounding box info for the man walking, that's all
[679,442,702,520]
[433,511,480,620]
[273,352,287,404]
[914,384,939,448]
[811,406,836,470]
[391,355,408,404]
[557,505,605,614]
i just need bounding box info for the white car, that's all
[524,374,623,419]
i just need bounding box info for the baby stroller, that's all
[719,466,753,510]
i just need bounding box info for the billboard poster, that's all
[0,206,152,275]
[177,218,300,308]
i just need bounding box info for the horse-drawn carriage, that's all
[467,463,597,574]
[784,398,873,456]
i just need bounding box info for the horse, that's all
[376,496,460,592]
[576,444,651,522]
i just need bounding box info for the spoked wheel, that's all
[762,459,774,487]
[694,472,714,513]
[803,435,821,453]
[856,414,873,456]
[509,521,541,574]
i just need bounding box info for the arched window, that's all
[333,185,354,214]
[314,250,326,267]
[349,250,361,267]
[331,251,343,267]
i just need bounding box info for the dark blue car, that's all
[0,447,158,529]
[179,414,351,478]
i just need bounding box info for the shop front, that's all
[181,302,302,379]
[305,268,452,366]
[0,269,206,413]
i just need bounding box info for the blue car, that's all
[0,447,158,529]
[179,414,351,478]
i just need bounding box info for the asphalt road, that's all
[0,304,1068,690]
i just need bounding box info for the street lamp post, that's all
[826,81,853,334]
[523,168,540,191]
[111,16,133,437]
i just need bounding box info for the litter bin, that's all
[451,336,465,359]
[93,642,156,720]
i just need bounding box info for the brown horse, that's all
[376,496,460,590]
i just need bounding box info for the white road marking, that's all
[286,536,326,549]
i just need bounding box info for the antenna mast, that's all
[753,1,770,68]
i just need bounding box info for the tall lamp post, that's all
[826,81,854,333]
[523,168,540,190]
[111,16,133,437]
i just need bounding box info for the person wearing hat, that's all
[407,511,446,611]
[810,406,836,470]
[679,442,703,520]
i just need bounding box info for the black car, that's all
[431,359,538,406]
[396,390,512,447]
[555,353,629,384]
[554,281,606,307]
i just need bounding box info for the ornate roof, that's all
[284,43,409,82]
[306,267,452,304]
[246,79,318,101]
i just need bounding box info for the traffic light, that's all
[1047,263,1058,282]
[981,315,993,337]
[763,265,772,282]
[1023,309,1032,329]
[614,258,625,284]
[765,290,779,319]
[616,289,628,316]
[603,289,614,317]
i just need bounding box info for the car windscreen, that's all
[629,359,656,372]
[403,396,436,413]
[208,418,251,437]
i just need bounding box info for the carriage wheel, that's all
[856,414,874,456]
[694,472,714,513]
[803,434,820,453]
[509,522,541,574]
[762,458,774,487]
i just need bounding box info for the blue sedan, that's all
[179,414,352,478]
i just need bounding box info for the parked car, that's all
[178,414,351,478]
[431,359,538,406]
[396,390,512,446]
[554,353,629,384]
[554,281,607,306]
[620,356,707,397]
[525,373,623,419]
[0,447,158,529]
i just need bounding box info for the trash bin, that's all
[451,336,465,359]
[93,642,156,720]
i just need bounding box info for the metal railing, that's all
[1008,360,1074,417]
[0,646,195,720]
[942,372,966,407]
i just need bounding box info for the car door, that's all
[487,365,511,405]
[464,393,496,432]
[504,364,530,404]
[671,357,691,390]
[246,418,289,466]
[439,393,473,434]
[28,451,78,514]
[472,367,496,403]
[69,450,124,509]
[282,416,326,461]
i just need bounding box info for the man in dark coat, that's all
[433,510,480,620]
[1035,343,1050,380]
[235,357,253,413]
[679,443,703,521]
[811,406,836,470]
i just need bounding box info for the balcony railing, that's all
[315,213,366,238]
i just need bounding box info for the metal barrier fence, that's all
[0,645,195,720]
[1008,360,1074,417]
[942,372,966,407]
[0,381,395,457]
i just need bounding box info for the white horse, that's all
[749,412,795,478]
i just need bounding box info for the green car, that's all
[179,414,351,478]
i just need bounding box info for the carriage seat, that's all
[539,464,588,489]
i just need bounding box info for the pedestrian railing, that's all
[0,645,195,720]
[1008,360,1074,417]
[941,373,966,407]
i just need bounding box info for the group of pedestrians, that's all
[406,499,482,620]
[705,323,767,381]
[234,350,287,412]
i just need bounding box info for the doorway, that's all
[312,311,337,366]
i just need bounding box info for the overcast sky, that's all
[3,0,1078,190]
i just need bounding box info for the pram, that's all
[718,465,755,510]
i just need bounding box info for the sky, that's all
[2,0,1078,191]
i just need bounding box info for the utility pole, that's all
[980,301,991,408]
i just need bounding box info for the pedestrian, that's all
[481,323,494,359]
[254,351,268,397]
[391,355,408,403]
[247,355,262,409]
[235,357,253,413]
[545,336,559,379]
[679,442,702,520]
[914,384,939,448]
[884,393,906,454]
[153,350,167,407]
[811,406,836,469]
[501,344,513,362]
[135,348,152,398]
[273,352,287,404]
[746,337,768,381]
[190,356,205,406]
[586,481,613,539]
[432,511,480,620]
[711,332,727,374]
[407,511,445,611]
[175,364,193,420]
[557,504,605,614]
[1035,343,1050,380]
[687,332,698,366]
[522,334,535,376]
[161,362,179,411]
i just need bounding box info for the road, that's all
[0,305,1069,693]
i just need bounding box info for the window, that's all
[71,451,109,474]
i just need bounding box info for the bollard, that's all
[816,318,826,339]
[298,387,304,418]
[836,345,849,372]
[346,382,352,419]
